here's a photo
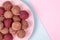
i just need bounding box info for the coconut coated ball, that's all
[12,22,21,30]
[17,30,26,38]
[0,7,5,16]
[9,27,16,35]
[1,28,8,34]
[3,33,13,40]
[13,15,21,22]
[22,20,28,29]
[4,19,12,28]
[0,15,5,21]
[19,10,29,19]
[11,6,20,15]
[4,11,13,18]
[0,22,4,30]
[3,1,12,10]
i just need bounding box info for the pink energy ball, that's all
[19,10,29,20]
[4,19,12,28]
[3,34,13,40]
[0,7,5,16]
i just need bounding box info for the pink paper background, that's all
[30,0,60,40]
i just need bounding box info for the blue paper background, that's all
[21,0,50,40]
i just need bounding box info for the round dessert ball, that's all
[19,10,29,19]
[0,15,4,21]
[0,33,3,40]
[22,20,28,29]
[11,6,20,15]
[17,30,26,38]
[0,22,4,30]
[4,11,13,18]
[0,7,5,16]
[3,1,12,10]
[13,15,21,22]
[9,27,16,35]
[1,28,8,34]
[4,19,12,28]
[3,33,13,40]
[12,22,21,30]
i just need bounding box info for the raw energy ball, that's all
[0,7,5,16]
[4,19,12,28]
[0,1,30,39]
[11,6,20,15]
[0,15,4,21]
[0,33,3,40]
[22,20,28,29]
[9,27,16,35]
[3,1,12,10]
[4,11,13,18]
[0,22,4,30]
[19,10,29,19]
[17,30,26,38]
[1,28,8,34]
[13,15,21,22]
[3,34,13,40]
[12,22,21,30]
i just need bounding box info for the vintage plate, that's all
[0,0,34,40]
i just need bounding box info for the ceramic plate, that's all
[0,0,34,40]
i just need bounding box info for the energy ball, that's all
[1,28,8,34]
[4,19,12,28]
[0,15,4,21]
[12,22,21,30]
[11,6,20,15]
[22,20,28,29]
[9,27,16,35]
[13,15,21,22]
[3,34,13,40]
[4,11,13,18]
[0,22,4,30]
[0,7,5,16]
[3,1,12,10]
[0,33,3,40]
[17,30,26,38]
[19,10,29,19]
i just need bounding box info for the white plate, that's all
[0,0,34,40]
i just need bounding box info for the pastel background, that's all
[14,0,50,40]
[30,0,60,40]
[22,0,50,40]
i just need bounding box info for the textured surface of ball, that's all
[19,10,29,19]
[1,28,8,34]
[22,20,28,29]
[0,15,4,21]
[3,1,12,10]
[0,33,3,40]
[4,19,12,28]
[0,22,4,30]
[4,11,13,18]
[3,34,13,40]
[11,6,20,15]
[9,27,16,35]
[0,7,5,16]
[17,30,26,38]
[12,22,21,30]
[13,15,21,22]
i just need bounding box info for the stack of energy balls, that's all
[0,1,29,40]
